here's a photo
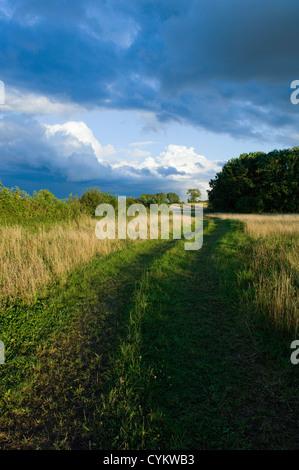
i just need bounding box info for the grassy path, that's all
[0,218,297,449]
[0,238,173,449]
[114,217,298,450]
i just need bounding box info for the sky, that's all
[0,0,299,200]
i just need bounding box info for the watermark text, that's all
[290,80,299,104]
[95,198,203,251]
[0,341,4,364]
[0,80,5,105]
[290,340,299,365]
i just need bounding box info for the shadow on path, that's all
[138,218,299,450]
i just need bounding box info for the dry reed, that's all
[0,215,126,304]
[207,212,299,334]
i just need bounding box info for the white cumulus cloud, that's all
[44,121,115,162]
[0,115,222,198]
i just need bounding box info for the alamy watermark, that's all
[95,197,203,251]
[290,80,299,104]
[290,340,299,365]
[0,80,5,105]
[0,341,4,364]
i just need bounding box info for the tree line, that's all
[80,188,202,213]
[0,182,203,225]
[208,147,299,213]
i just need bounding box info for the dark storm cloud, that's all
[1,0,299,137]
[0,114,111,182]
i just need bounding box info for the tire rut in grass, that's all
[0,240,174,449]
[130,218,299,450]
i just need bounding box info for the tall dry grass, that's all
[207,213,299,334]
[0,215,128,305]
[0,212,175,305]
[207,213,299,237]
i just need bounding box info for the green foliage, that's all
[138,193,164,207]
[0,182,81,225]
[138,194,153,207]
[154,192,168,204]
[0,183,120,224]
[187,188,202,203]
[138,192,179,207]
[0,182,183,225]
[125,196,139,208]
[166,192,180,204]
[208,148,299,213]
[79,187,118,216]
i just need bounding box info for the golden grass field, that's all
[0,215,127,304]
[207,213,299,334]
[0,213,164,304]
[206,213,299,237]
[0,209,185,305]
[0,209,298,450]
[1,211,298,334]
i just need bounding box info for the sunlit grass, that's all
[207,212,299,334]
[0,211,184,305]
[0,215,126,304]
[206,212,299,237]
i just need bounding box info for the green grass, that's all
[109,218,298,450]
[0,237,170,448]
[0,217,297,449]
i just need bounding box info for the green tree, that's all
[187,188,202,203]
[167,192,180,204]
[80,187,117,216]
[154,192,167,204]
[208,147,299,213]
[138,193,156,207]
[125,196,138,208]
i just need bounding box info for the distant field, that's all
[206,212,299,236]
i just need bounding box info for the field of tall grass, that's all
[0,213,173,306]
[0,215,127,305]
[207,213,299,335]
[206,213,299,237]
[0,207,298,450]
[0,208,184,305]
[1,210,298,335]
